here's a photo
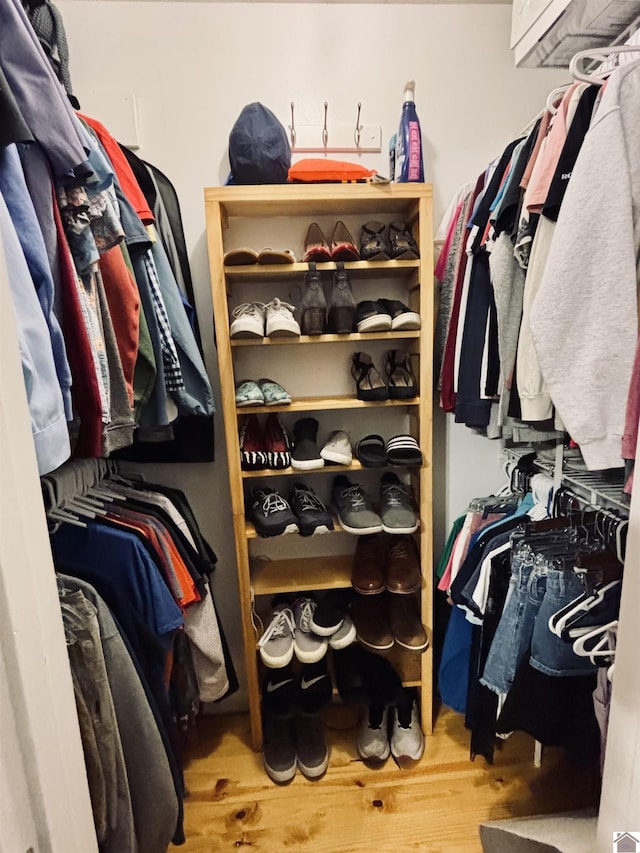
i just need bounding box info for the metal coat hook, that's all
[322,101,328,147]
[289,101,296,148]
[354,101,362,147]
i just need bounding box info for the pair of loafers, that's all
[360,221,420,261]
[303,221,359,263]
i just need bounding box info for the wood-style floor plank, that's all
[173,706,600,853]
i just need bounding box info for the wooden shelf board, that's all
[242,460,365,479]
[225,259,420,281]
[237,395,419,415]
[246,516,345,540]
[231,331,420,347]
[252,554,353,595]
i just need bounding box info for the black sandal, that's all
[360,220,390,261]
[355,434,387,467]
[385,350,417,400]
[351,352,389,401]
[389,221,419,260]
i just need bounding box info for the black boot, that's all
[328,262,356,334]
[300,262,327,335]
[291,417,324,470]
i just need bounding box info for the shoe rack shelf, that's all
[205,183,433,752]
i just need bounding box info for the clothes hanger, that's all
[545,84,572,116]
[548,578,622,639]
[569,44,640,85]
[572,620,618,660]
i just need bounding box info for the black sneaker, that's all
[262,705,297,784]
[293,711,329,779]
[298,659,332,714]
[249,488,299,537]
[310,589,351,635]
[289,482,334,536]
[291,417,325,471]
[262,663,299,716]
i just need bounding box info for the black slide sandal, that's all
[386,435,423,467]
[355,434,387,468]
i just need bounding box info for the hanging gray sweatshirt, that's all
[529,60,640,470]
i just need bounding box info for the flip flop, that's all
[224,248,259,266]
[386,435,423,467]
[355,434,387,468]
[257,248,296,265]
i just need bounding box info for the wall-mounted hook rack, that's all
[288,100,381,154]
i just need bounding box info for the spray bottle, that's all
[394,80,424,183]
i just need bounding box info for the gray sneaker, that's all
[258,605,295,668]
[332,475,383,535]
[379,472,418,534]
[293,597,328,664]
[357,703,390,763]
[293,711,329,779]
[390,689,424,767]
[329,613,357,650]
[262,708,296,783]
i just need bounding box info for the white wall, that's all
[58,0,567,710]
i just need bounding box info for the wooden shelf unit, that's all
[205,183,434,752]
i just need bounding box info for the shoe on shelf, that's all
[351,352,389,402]
[235,379,265,407]
[385,434,423,467]
[390,688,424,766]
[360,220,390,261]
[377,299,421,331]
[355,300,392,333]
[230,301,265,339]
[256,378,292,406]
[289,482,334,537]
[386,536,422,594]
[259,604,296,668]
[351,533,386,595]
[239,414,267,471]
[329,612,356,650]
[333,644,402,707]
[328,263,356,334]
[310,589,351,636]
[292,711,329,779]
[224,247,259,266]
[292,597,328,664]
[265,298,301,338]
[300,263,328,335]
[385,350,417,400]
[291,417,325,470]
[303,223,332,263]
[297,659,332,714]
[351,593,394,652]
[357,703,390,763]
[320,430,352,466]
[389,594,429,652]
[262,705,297,784]
[354,434,387,468]
[257,248,296,265]
[262,662,299,714]
[249,487,299,538]
[263,413,291,470]
[379,472,418,535]
[330,220,359,262]
[388,221,420,260]
[332,475,383,535]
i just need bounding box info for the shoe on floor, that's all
[230,302,265,339]
[235,379,265,407]
[262,662,299,714]
[249,488,299,538]
[379,472,418,534]
[291,417,325,470]
[320,430,352,466]
[298,659,332,714]
[262,706,297,783]
[389,594,429,652]
[351,593,394,652]
[259,604,295,668]
[357,703,390,763]
[289,482,334,536]
[239,414,267,471]
[386,536,422,594]
[265,298,300,338]
[390,688,424,766]
[351,533,386,595]
[263,413,291,470]
[292,597,328,664]
[293,711,329,779]
[332,475,383,535]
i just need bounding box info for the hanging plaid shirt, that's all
[143,251,184,392]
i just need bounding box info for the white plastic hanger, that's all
[572,620,618,658]
[545,84,571,116]
[570,44,640,85]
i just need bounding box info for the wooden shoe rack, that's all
[204,184,434,751]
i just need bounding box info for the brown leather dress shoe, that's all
[389,595,429,652]
[352,594,394,651]
[386,537,422,594]
[351,534,386,594]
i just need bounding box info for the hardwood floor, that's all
[174,705,600,853]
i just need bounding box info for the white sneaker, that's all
[230,302,265,339]
[329,613,357,650]
[390,692,424,766]
[265,299,301,338]
[292,597,328,664]
[357,703,390,763]
[320,430,353,465]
